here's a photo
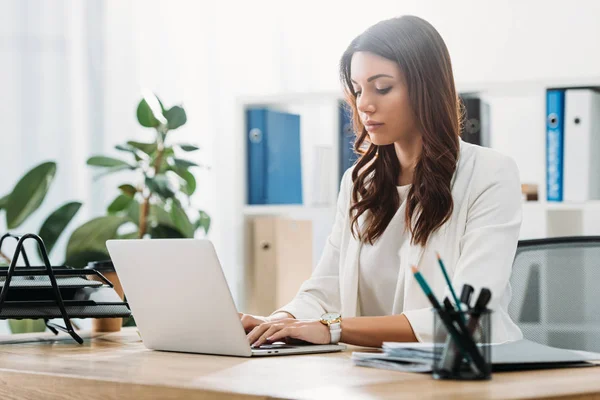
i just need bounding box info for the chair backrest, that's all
[509,236,600,352]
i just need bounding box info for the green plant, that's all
[0,162,82,333]
[65,92,210,268]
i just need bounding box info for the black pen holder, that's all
[432,308,492,380]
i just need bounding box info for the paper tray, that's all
[0,276,103,289]
[0,302,131,319]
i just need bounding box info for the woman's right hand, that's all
[238,313,269,333]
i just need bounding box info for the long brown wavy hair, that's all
[339,16,462,247]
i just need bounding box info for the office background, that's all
[1,0,600,334]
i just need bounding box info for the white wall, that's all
[277,0,600,90]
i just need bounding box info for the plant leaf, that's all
[0,193,9,211]
[107,195,133,214]
[117,231,139,240]
[177,144,199,152]
[9,319,46,334]
[143,91,168,124]
[195,210,211,234]
[164,105,187,130]
[149,204,176,229]
[87,156,134,169]
[65,216,129,268]
[170,200,194,238]
[137,92,168,128]
[170,167,196,196]
[127,141,157,156]
[126,199,140,225]
[6,162,57,229]
[172,158,199,169]
[92,165,135,181]
[136,98,160,128]
[118,184,137,198]
[115,144,144,162]
[38,201,82,256]
[145,175,176,199]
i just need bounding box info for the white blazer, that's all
[275,140,524,344]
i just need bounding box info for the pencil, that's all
[410,265,441,310]
[436,252,465,323]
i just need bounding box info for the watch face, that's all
[322,312,341,322]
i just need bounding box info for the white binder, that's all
[563,89,600,202]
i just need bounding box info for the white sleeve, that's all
[403,156,522,341]
[272,169,352,320]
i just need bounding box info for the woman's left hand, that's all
[246,318,331,348]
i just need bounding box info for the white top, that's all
[358,185,411,316]
[275,140,524,344]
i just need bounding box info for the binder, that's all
[563,89,600,202]
[339,103,359,183]
[459,95,490,147]
[546,89,566,202]
[247,217,312,316]
[246,108,302,205]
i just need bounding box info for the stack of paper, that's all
[351,340,600,374]
[382,342,436,359]
[351,351,433,373]
[352,343,437,373]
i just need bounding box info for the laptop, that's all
[106,239,346,357]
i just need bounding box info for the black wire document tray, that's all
[0,233,132,344]
[0,275,103,289]
[0,301,131,319]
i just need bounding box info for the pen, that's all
[436,252,464,323]
[465,288,491,335]
[460,284,474,310]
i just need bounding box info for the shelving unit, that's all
[233,77,600,311]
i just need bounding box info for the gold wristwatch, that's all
[320,312,342,344]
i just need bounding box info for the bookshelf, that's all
[233,77,600,315]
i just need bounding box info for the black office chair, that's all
[509,236,600,352]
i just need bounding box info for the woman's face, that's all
[350,51,418,145]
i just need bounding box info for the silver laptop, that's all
[106,239,345,357]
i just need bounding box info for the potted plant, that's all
[65,92,211,331]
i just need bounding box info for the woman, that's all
[240,15,523,348]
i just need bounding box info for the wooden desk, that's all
[0,328,598,400]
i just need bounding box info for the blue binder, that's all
[339,103,359,183]
[546,90,566,202]
[246,108,302,205]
